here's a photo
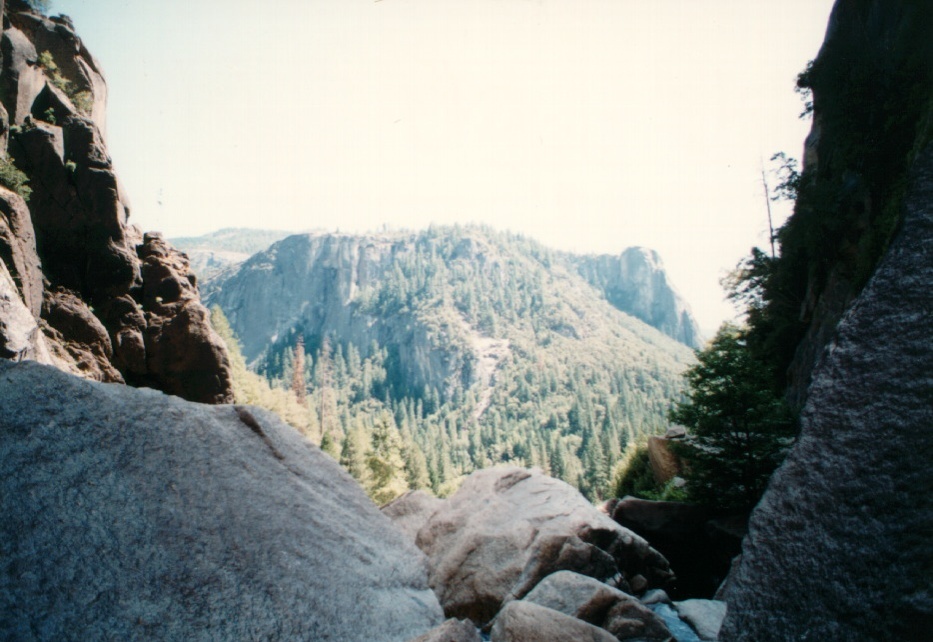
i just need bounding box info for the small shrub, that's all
[72,90,93,116]
[0,157,32,201]
[43,107,56,125]
[38,51,94,116]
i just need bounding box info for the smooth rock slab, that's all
[490,601,617,642]
[0,360,443,641]
[674,600,726,641]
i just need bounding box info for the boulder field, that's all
[385,468,726,641]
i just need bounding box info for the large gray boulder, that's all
[416,467,672,625]
[0,360,443,641]
[718,144,933,640]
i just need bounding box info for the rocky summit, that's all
[0,359,443,641]
[0,0,232,403]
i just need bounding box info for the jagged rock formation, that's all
[573,247,703,349]
[0,359,443,641]
[0,1,232,403]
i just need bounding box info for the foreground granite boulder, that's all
[490,601,618,642]
[718,152,933,639]
[0,360,443,641]
[522,571,672,640]
[407,618,482,642]
[383,489,445,542]
[415,467,672,625]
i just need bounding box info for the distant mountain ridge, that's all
[201,225,696,499]
[170,228,295,279]
[179,226,703,349]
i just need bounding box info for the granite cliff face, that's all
[0,0,233,403]
[204,227,696,404]
[573,248,703,349]
[720,1,933,639]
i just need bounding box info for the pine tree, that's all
[291,336,307,403]
[670,324,796,511]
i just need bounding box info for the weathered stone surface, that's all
[610,497,743,599]
[719,142,933,641]
[675,600,726,641]
[41,288,124,382]
[137,232,234,404]
[0,26,45,126]
[650,603,702,642]
[647,435,682,485]
[0,260,37,357]
[0,187,42,316]
[490,601,618,642]
[0,360,443,641]
[383,490,446,542]
[523,570,671,640]
[416,467,672,625]
[407,618,482,642]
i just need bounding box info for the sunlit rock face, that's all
[0,1,233,403]
[572,247,703,349]
[0,360,444,641]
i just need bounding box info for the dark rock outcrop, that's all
[608,497,744,599]
[0,359,443,641]
[412,467,673,626]
[718,146,933,640]
[0,2,233,403]
[573,247,704,349]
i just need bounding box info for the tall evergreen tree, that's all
[670,324,795,511]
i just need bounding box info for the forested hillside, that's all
[204,226,695,502]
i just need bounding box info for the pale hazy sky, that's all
[53,0,836,333]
